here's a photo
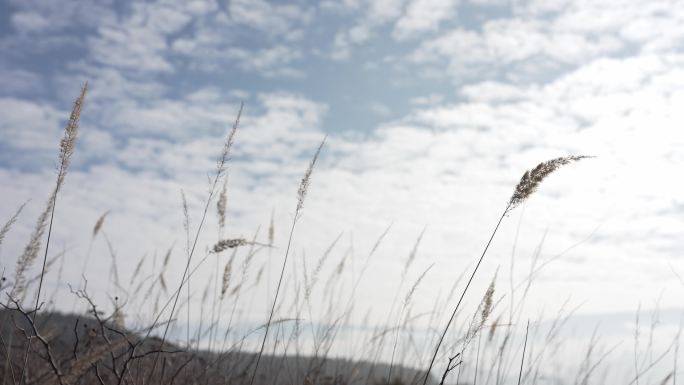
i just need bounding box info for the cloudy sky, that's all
[2,0,684,374]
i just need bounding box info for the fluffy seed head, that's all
[268,208,275,247]
[488,315,500,342]
[212,238,247,253]
[221,258,233,297]
[217,179,227,230]
[480,275,495,325]
[0,201,27,248]
[56,82,87,191]
[216,102,243,178]
[92,210,110,239]
[402,227,426,278]
[508,155,591,211]
[12,84,87,298]
[404,264,433,306]
[296,137,326,213]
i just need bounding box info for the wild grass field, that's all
[0,84,679,385]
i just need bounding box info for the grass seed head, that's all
[92,210,110,239]
[217,179,227,230]
[296,137,326,213]
[221,259,232,298]
[508,155,591,211]
[212,238,247,253]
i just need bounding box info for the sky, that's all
[1,0,684,376]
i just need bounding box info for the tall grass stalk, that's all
[388,263,433,383]
[0,201,27,249]
[14,82,87,385]
[422,155,589,385]
[517,320,530,385]
[250,137,325,385]
[145,102,243,382]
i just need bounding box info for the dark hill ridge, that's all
[0,309,436,385]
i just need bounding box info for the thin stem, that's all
[250,213,299,385]
[422,205,509,385]
[518,320,530,385]
[473,331,482,385]
[145,102,242,384]
[18,189,58,384]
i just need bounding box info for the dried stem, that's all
[250,137,325,385]
[422,155,589,384]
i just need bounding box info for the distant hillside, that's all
[0,310,436,385]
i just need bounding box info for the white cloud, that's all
[7,0,116,33]
[57,67,168,103]
[5,31,684,323]
[223,46,304,77]
[10,12,51,33]
[0,98,64,155]
[169,2,308,76]
[410,18,625,82]
[3,0,684,370]
[409,93,444,106]
[393,0,459,40]
[331,32,353,60]
[89,29,174,73]
[467,0,508,5]
[0,68,43,95]
[407,0,684,84]
[173,43,304,77]
[229,0,313,37]
[330,0,405,59]
[0,89,329,312]
[69,1,218,75]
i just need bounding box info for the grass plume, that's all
[250,137,326,385]
[422,155,590,384]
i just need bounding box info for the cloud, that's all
[406,0,684,84]
[330,0,405,59]
[83,2,220,74]
[168,1,309,76]
[0,88,329,313]
[10,11,51,33]
[3,0,684,350]
[0,68,43,96]
[368,101,392,116]
[228,0,313,37]
[409,93,444,106]
[409,19,625,83]
[7,0,116,33]
[174,44,304,77]
[0,98,64,168]
[393,0,459,40]
[316,52,684,318]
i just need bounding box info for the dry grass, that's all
[0,84,677,385]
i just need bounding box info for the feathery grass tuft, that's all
[221,259,232,298]
[423,155,590,385]
[0,201,27,248]
[251,136,326,385]
[508,155,591,212]
[217,179,227,231]
[480,273,495,325]
[92,211,110,239]
[13,81,88,385]
[296,138,326,213]
[212,238,247,253]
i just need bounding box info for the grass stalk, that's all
[517,320,530,385]
[15,82,87,385]
[144,102,242,383]
[249,137,325,385]
[422,156,589,385]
